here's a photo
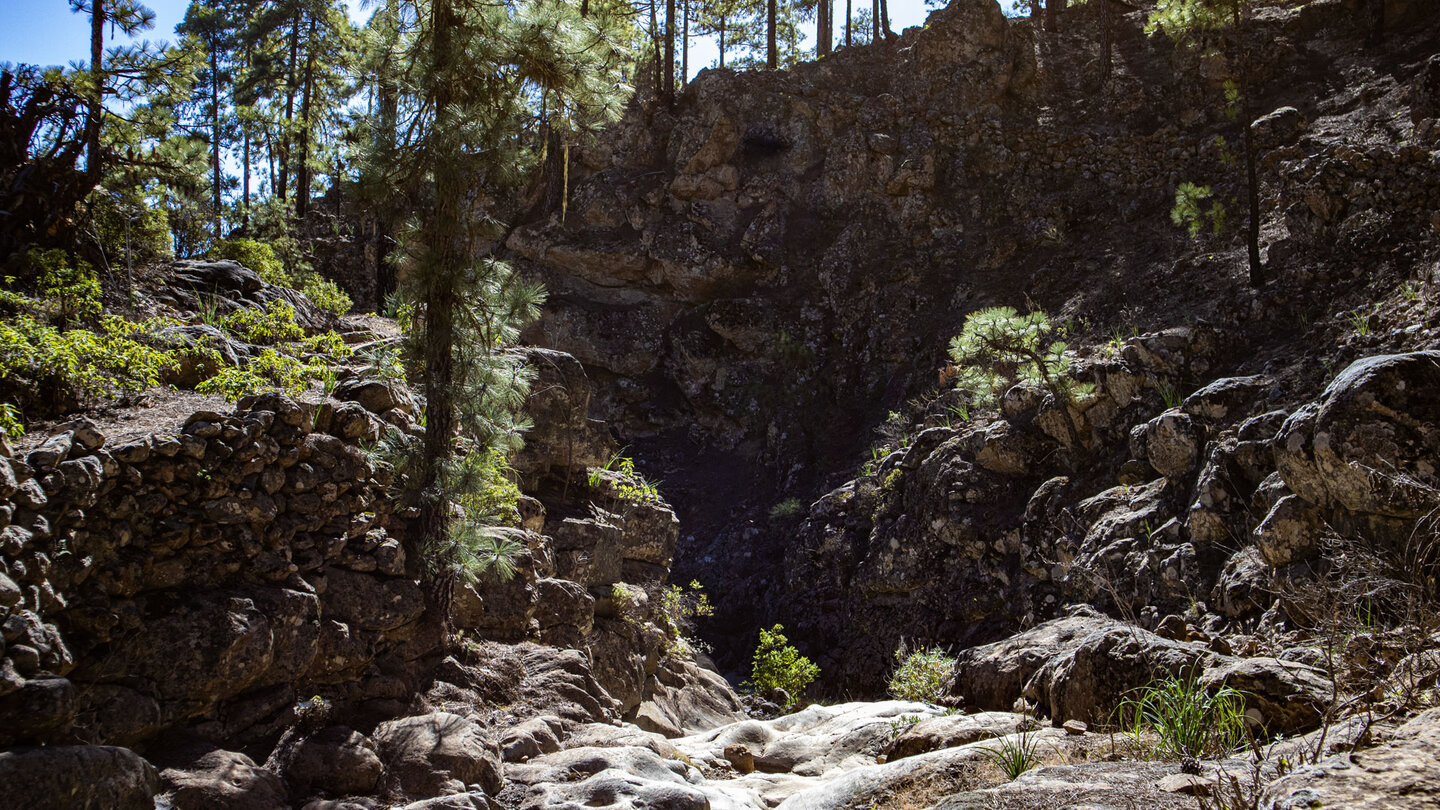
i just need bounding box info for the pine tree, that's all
[365,0,630,620]
[178,0,243,240]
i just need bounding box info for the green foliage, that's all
[222,300,306,345]
[301,274,352,317]
[0,314,180,412]
[11,249,104,324]
[659,579,715,655]
[196,348,325,399]
[1119,672,1248,760]
[92,187,174,263]
[887,644,957,704]
[442,523,523,584]
[769,497,805,524]
[744,624,820,705]
[590,453,663,505]
[947,307,1092,409]
[1170,182,1227,238]
[452,447,524,528]
[0,402,25,438]
[978,730,1043,780]
[211,238,287,284]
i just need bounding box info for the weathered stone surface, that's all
[332,377,416,416]
[375,712,503,798]
[500,716,564,763]
[1030,624,1215,725]
[1261,709,1440,809]
[1274,351,1440,518]
[160,747,288,810]
[947,612,1111,712]
[506,745,708,810]
[631,656,746,738]
[269,724,384,799]
[1198,657,1333,735]
[0,744,159,810]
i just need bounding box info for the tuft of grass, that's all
[978,729,1043,781]
[1118,671,1248,760]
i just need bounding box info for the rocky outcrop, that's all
[1261,709,1440,809]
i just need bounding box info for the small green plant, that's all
[301,274,353,317]
[0,314,180,412]
[222,300,307,345]
[887,643,957,704]
[1170,182,1227,238]
[1347,308,1373,336]
[589,453,662,505]
[196,348,327,399]
[0,402,24,437]
[769,497,805,524]
[886,714,923,741]
[1118,671,1248,760]
[1401,281,1422,301]
[659,579,715,655]
[978,729,1043,781]
[1155,379,1183,410]
[210,238,287,284]
[743,624,820,706]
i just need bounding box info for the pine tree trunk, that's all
[681,0,689,85]
[719,18,726,68]
[879,0,891,40]
[278,13,300,204]
[664,0,675,99]
[871,0,880,43]
[210,41,223,240]
[242,126,251,232]
[767,0,777,69]
[295,11,317,221]
[845,0,851,47]
[818,0,830,56]
[85,0,104,186]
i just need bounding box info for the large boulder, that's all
[1199,656,1334,736]
[159,747,289,810]
[947,612,1113,711]
[268,725,384,799]
[1029,624,1215,725]
[0,745,159,810]
[505,745,708,810]
[374,712,503,798]
[1274,351,1440,518]
[1261,708,1440,809]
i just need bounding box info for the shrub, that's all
[301,274,353,317]
[222,300,307,345]
[196,348,325,399]
[769,497,805,524]
[978,729,1043,780]
[658,579,715,655]
[1119,671,1248,760]
[744,624,820,705]
[887,644,956,703]
[589,453,662,505]
[211,238,287,285]
[947,306,1092,409]
[0,314,179,414]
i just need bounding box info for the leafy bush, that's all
[658,579,715,655]
[210,238,287,285]
[196,348,325,399]
[92,187,173,263]
[887,644,956,703]
[589,453,662,504]
[947,306,1092,409]
[0,314,179,414]
[301,274,352,317]
[1119,671,1248,760]
[222,300,307,345]
[744,624,820,705]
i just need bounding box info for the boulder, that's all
[1029,624,1215,725]
[499,716,564,763]
[0,745,158,810]
[374,712,503,798]
[1253,494,1325,567]
[1274,351,1440,518]
[505,746,707,810]
[331,377,417,416]
[160,748,288,810]
[882,711,1023,761]
[0,675,75,745]
[268,725,384,799]
[1140,409,1202,479]
[1198,657,1334,735]
[947,612,1112,711]
[630,656,746,738]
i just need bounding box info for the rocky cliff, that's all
[509,0,1440,680]
[0,342,743,809]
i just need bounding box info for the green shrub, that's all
[1118,671,1248,760]
[769,497,805,523]
[452,446,524,527]
[92,188,173,263]
[743,624,820,705]
[210,238,287,285]
[659,579,715,655]
[978,729,1043,780]
[196,348,325,399]
[589,453,662,505]
[887,644,956,703]
[0,314,180,412]
[13,249,103,324]
[947,306,1092,409]
[301,274,352,317]
[222,300,306,345]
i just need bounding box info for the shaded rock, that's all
[631,656,746,739]
[947,611,1112,712]
[1141,410,1202,479]
[375,712,503,798]
[1181,375,1271,423]
[1199,657,1334,735]
[269,725,383,799]
[332,377,416,416]
[0,675,75,745]
[160,747,288,810]
[499,716,563,763]
[1253,494,1324,567]
[1030,624,1215,725]
[0,744,159,810]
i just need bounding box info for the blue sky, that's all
[0,0,958,78]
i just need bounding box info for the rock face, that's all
[0,349,741,809]
[0,745,159,810]
[1261,709,1440,809]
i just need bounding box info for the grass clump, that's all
[1119,671,1248,760]
[978,729,1043,781]
[887,643,956,704]
[744,623,820,707]
[769,497,805,524]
